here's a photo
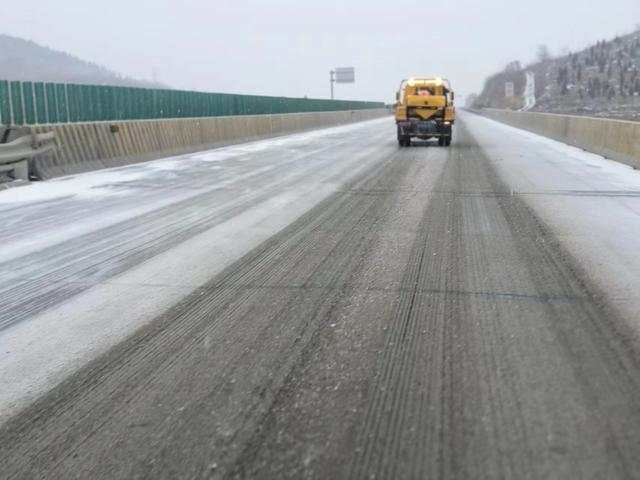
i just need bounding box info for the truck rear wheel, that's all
[442,125,453,147]
[397,127,410,147]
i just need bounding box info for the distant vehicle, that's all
[395,77,456,147]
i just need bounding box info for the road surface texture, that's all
[1,112,640,479]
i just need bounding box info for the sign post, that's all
[330,70,335,100]
[330,67,355,99]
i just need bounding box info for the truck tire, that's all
[398,135,410,147]
[445,134,452,147]
[442,125,453,147]
[438,137,446,147]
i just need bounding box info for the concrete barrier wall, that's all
[28,109,389,179]
[477,109,640,169]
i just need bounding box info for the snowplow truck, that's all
[395,77,455,147]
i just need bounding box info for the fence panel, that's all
[34,82,47,124]
[0,81,10,125]
[10,82,24,125]
[45,83,57,123]
[22,82,36,125]
[0,78,383,125]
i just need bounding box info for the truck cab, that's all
[395,77,455,147]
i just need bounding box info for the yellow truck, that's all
[395,77,455,147]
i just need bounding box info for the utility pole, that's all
[330,70,335,100]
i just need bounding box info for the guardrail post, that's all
[11,160,29,181]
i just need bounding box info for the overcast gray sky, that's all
[2,0,639,102]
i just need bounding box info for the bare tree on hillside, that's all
[505,61,522,73]
[537,45,552,63]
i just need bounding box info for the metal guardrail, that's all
[0,131,56,166]
[0,131,56,181]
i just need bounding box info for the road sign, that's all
[334,67,355,84]
[330,67,355,99]
[505,82,515,98]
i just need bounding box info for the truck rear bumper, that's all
[397,119,453,137]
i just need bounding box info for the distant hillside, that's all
[0,34,167,88]
[474,29,640,121]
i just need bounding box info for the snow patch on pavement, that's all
[0,117,389,206]
[463,111,640,328]
[0,115,394,423]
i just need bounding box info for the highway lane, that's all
[0,118,394,420]
[2,112,640,478]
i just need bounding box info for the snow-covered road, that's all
[2,112,640,478]
[3,112,640,421]
[0,117,395,420]
[463,112,640,326]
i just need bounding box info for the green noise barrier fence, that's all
[0,80,383,126]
